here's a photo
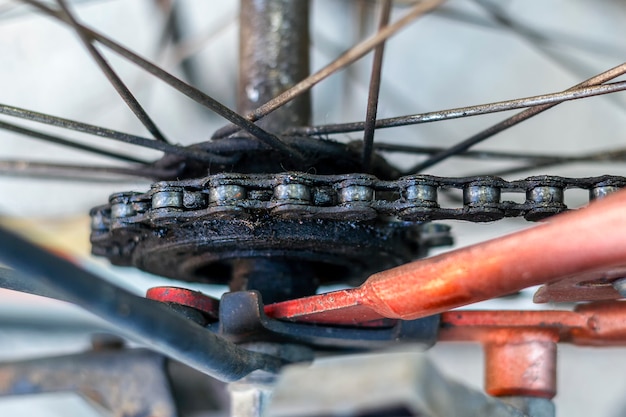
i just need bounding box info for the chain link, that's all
[90,173,626,232]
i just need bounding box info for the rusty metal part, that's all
[91,333,126,351]
[265,189,626,323]
[91,172,467,288]
[439,302,626,400]
[146,286,220,321]
[239,0,310,131]
[483,331,557,399]
[93,216,432,289]
[0,349,178,417]
[229,0,317,308]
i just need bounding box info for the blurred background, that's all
[0,0,626,415]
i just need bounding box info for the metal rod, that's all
[231,0,316,302]
[0,226,284,381]
[482,147,626,177]
[0,266,66,301]
[0,103,232,164]
[287,79,626,136]
[0,160,176,181]
[374,143,626,162]
[56,0,170,143]
[407,62,626,173]
[0,119,149,164]
[438,304,626,346]
[239,0,311,132]
[212,0,444,139]
[362,0,391,171]
[18,0,304,160]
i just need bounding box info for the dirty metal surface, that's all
[92,173,626,227]
[93,216,436,287]
[152,135,401,182]
[0,349,177,417]
[90,172,624,287]
[238,0,311,132]
[143,288,439,348]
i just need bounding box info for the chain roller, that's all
[91,173,626,232]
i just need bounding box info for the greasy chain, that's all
[90,173,626,231]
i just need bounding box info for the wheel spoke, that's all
[374,143,579,162]
[56,0,170,143]
[18,0,303,160]
[212,0,444,139]
[0,160,177,182]
[362,0,391,172]
[405,62,626,173]
[287,79,626,135]
[0,119,149,164]
[0,103,233,164]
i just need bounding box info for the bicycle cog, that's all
[91,176,455,303]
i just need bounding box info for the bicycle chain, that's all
[90,173,626,231]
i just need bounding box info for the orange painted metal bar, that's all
[439,301,626,346]
[483,330,558,398]
[438,301,626,399]
[265,189,626,324]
